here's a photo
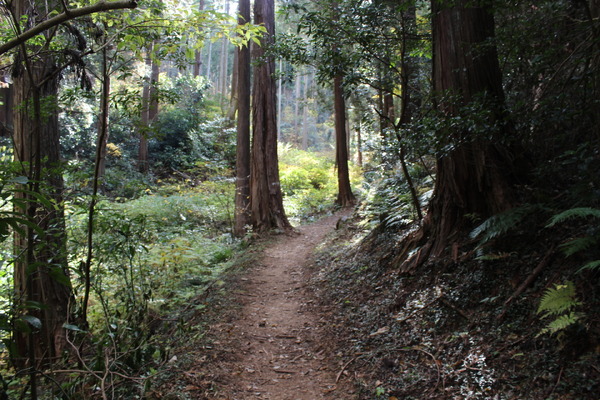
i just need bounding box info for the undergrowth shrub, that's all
[58,180,239,397]
[278,144,340,221]
[360,160,433,229]
[470,204,600,340]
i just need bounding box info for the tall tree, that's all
[250,0,292,232]
[10,0,76,371]
[219,0,231,109]
[193,0,206,77]
[332,0,355,207]
[233,0,251,236]
[333,73,355,206]
[138,42,159,174]
[402,1,516,269]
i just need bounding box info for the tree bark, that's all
[219,0,230,111]
[193,0,205,77]
[301,73,309,150]
[11,0,75,369]
[227,48,239,120]
[404,1,515,267]
[97,43,110,178]
[333,74,356,206]
[233,0,251,236]
[138,43,159,173]
[250,0,291,232]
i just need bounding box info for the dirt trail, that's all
[207,211,356,400]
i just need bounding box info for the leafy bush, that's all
[278,144,341,221]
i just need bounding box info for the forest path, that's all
[205,210,356,400]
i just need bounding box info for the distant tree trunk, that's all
[396,3,422,220]
[219,0,230,110]
[193,0,205,77]
[138,47,151,173]
[356,121,363,167]
[250,0,291,232]
[149,51,159,122]
[97,44,110,178]
[333,74,355,206]
[138,43,159,174]
[293,70,301,138]
[206,39,213,86]
[402,1,515,269]
[301,73,309,150]
[277,58,283,140]
[11,0,75,371]
[234,0,251,236]
[227,48,239,120]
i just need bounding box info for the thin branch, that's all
[0,0,138,56]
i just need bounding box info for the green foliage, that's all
[546,206,600,261]
[279,144,331,196]
[546,207,600,228]
[535,207,600,339]
[537,281,582,337]
[278,144,343,221]
[470,204,539,247]
[360,153,433,229]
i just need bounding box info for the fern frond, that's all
[577,260,600,273]
[537,281,580,318]
[546,207,600,228]
[539,312,581,336]
[560,236,597,257]
[469,204,536,244]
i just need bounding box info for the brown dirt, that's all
[202,211,357,399]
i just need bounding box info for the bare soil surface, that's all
[202,211,357,399]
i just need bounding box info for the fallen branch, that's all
[498,246,556,320]
[396,347,441,392]
[335,355,363,383]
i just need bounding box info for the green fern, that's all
[537,281,582,336]
[470,204,537,245]
[577,260,600,273]
[560,236,598,257]
[546,207,600,228]
[539,312,581,336]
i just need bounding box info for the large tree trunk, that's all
[403,1,515,269]
[233,0,251,236]
[250,0,291,232]
[333,74,356,207]
[11,0,74,369]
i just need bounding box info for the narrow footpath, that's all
[206,211,357,400]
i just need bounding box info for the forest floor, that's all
[151,209,358,399]
[151,208,599,399]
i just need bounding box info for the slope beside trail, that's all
[205,211,357,400]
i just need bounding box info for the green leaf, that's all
[539,312,581,336]
[470,204,536,245]
[560,236,597,257]
[546,207,600,227]
[23,301,47,310]
[0,313,10,331]
[537,281,579,317]
[577,260,600,273]
[48,266,72,288]
[10,176,28,185]
[21,315,42,330]
[63,323,85,332]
